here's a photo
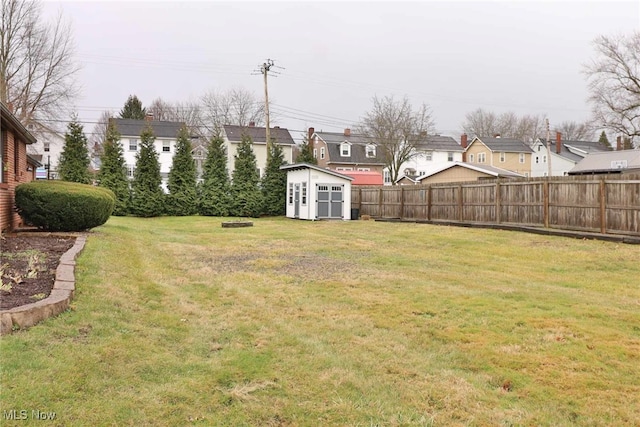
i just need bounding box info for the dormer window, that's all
[366,144,376,158]
[340,142,351,157]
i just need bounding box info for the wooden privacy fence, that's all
[352,174,640,236]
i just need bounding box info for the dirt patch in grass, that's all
[0,235,76,310]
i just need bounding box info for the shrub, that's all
[15,181,115,231]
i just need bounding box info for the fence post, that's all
[427,185,432,221]
[495,181,501,224]
[600,178,606,234]
[400,187,405,219]
[543,180,549,228]
[458,184,463,222]
[378,186,383,218]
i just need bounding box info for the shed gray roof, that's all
[472,137,534,153]
[111,118,184,139]
[568,150,640,174]
[314,131,385,165]
[224,125,295,145]
[280,163,354,181]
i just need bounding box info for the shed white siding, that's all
[283,165,352,220]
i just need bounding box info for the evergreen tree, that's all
[166,126,198,216]
[119,95,146,120]
[261,143,287,216]
[97,122,130,215]
[129,125,165,217]
[198,135,231,216]
[230,136,263,217]
[598,131,612,150]
[296,135,317,164]
[58,116,92,184]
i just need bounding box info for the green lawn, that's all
[1,216,639,426]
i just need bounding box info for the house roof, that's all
[534,138,610,163]
[111,118,185,139]
[224,125,295,145]
[280,163,354,181]
[1,103,36,144]
[568,150,640,174]
[470,137,533,153]
[314,131,385,165]
[340,170,383,185]
[414,135,464,152]
[415,162,525,182]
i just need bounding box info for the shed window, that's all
[288,183,293,204]
[302,182,307,205]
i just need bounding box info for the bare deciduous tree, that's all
[357,95,435,185]
[89,110,113,157]
[200,87,265,136]
[0,0,79,124]
[585,32,640,146]
[554,120,594,141]
[147,97,203,136]
[461,108,547,143]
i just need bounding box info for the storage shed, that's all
[280,163,353,220]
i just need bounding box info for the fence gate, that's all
[317,184,344,219]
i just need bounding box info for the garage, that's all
[280,163,353,220]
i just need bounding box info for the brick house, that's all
[1,103,39,232]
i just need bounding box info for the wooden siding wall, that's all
[352,174,640,236]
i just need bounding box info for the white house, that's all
[393,135,464,184]
[530,133,610,177]
[280,163,353,220]
[111,117,185,192]
[223,124,295,178]
[25,122,65,179]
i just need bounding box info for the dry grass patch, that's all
[1,216,639,425]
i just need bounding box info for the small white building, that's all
[280,163,353,220]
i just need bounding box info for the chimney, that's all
[616,136,622,151]
[556,131,562,154]
[144,112,153,122]
[461,134,468,162]
[308,127,315,143]
[249,121,255,127]
[344,128,351,137]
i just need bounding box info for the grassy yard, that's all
[1,216,639,426]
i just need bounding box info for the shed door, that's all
[317,184,344,219]
[294,184,300,218]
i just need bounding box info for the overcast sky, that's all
[43,1,640,141]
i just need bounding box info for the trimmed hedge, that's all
[15,181,116,231]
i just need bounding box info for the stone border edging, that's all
[0,234,87,336]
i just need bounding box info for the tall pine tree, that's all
[119,95,146,120]
[166,126,198,216]
[130,125,165,217]
[230,136,263,217]
[58,116,92,184]
[261,143,287,216]
[296,134,317,164]
[198,135,231,216]
[98,122,130,215]
[598,131,612,150]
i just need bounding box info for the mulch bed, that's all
[1,235,76,310]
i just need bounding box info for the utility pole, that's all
[254,59,283,156]
[545,118,552,178]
